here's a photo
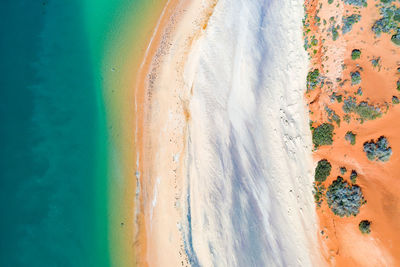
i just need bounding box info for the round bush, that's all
[326,177,366,217]
[312,123,334,148]
[315,159,332,182]
[359,220,371,234]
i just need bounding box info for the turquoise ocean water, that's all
[0,0,143,265]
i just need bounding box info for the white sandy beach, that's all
[137,0,323,266]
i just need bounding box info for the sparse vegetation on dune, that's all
[343,97,382,122]
[325,106,341,126]
[326,177,366,217]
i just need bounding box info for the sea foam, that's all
[181,0,319,266]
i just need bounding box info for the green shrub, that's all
[344,0,367,7]
[371,57,381,68]
[351,49,361,60]
[332,27,339,41]
[351,71,361,85]
[326,177,366,217]
[397,79,400,91]
[307,69,321,91]
[345,131,356,145]
[350,170,358,183]
[392,96,399,104]
[359,220,371,234]
[363,136,392,162]
[340,167,347,175]
[313,123,334,148]
[315,159,332,182]
[328,0,334,3]
[313,182,326,207]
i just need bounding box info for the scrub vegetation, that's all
[312,123,334,148]
[350,170,358,184]
[363,136,392,162]
[313,182,326,207]
[326,177,366,217]
[345,131,356,145]
[343,0,367,7]
[351,49,361,60]
[315,159,332,182]
[372,2,400,46]
[307,69,321,90]
[359,220,371,234]
[351,71,361,85]
[343,97,382,122]
[342,14,361,34]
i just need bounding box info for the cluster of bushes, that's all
[351,49,361,60]
[326,177,366,217]
[345,131,357,145]
[359,220,371,234]
[315,159,332,182]
[342,97,382,122]
[307,69,321,90]
[342,14,361,34]
[312,123,334,148]
[363,136,392,162]
[371,3,400,46]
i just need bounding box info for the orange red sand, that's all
[305,0,400,266]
